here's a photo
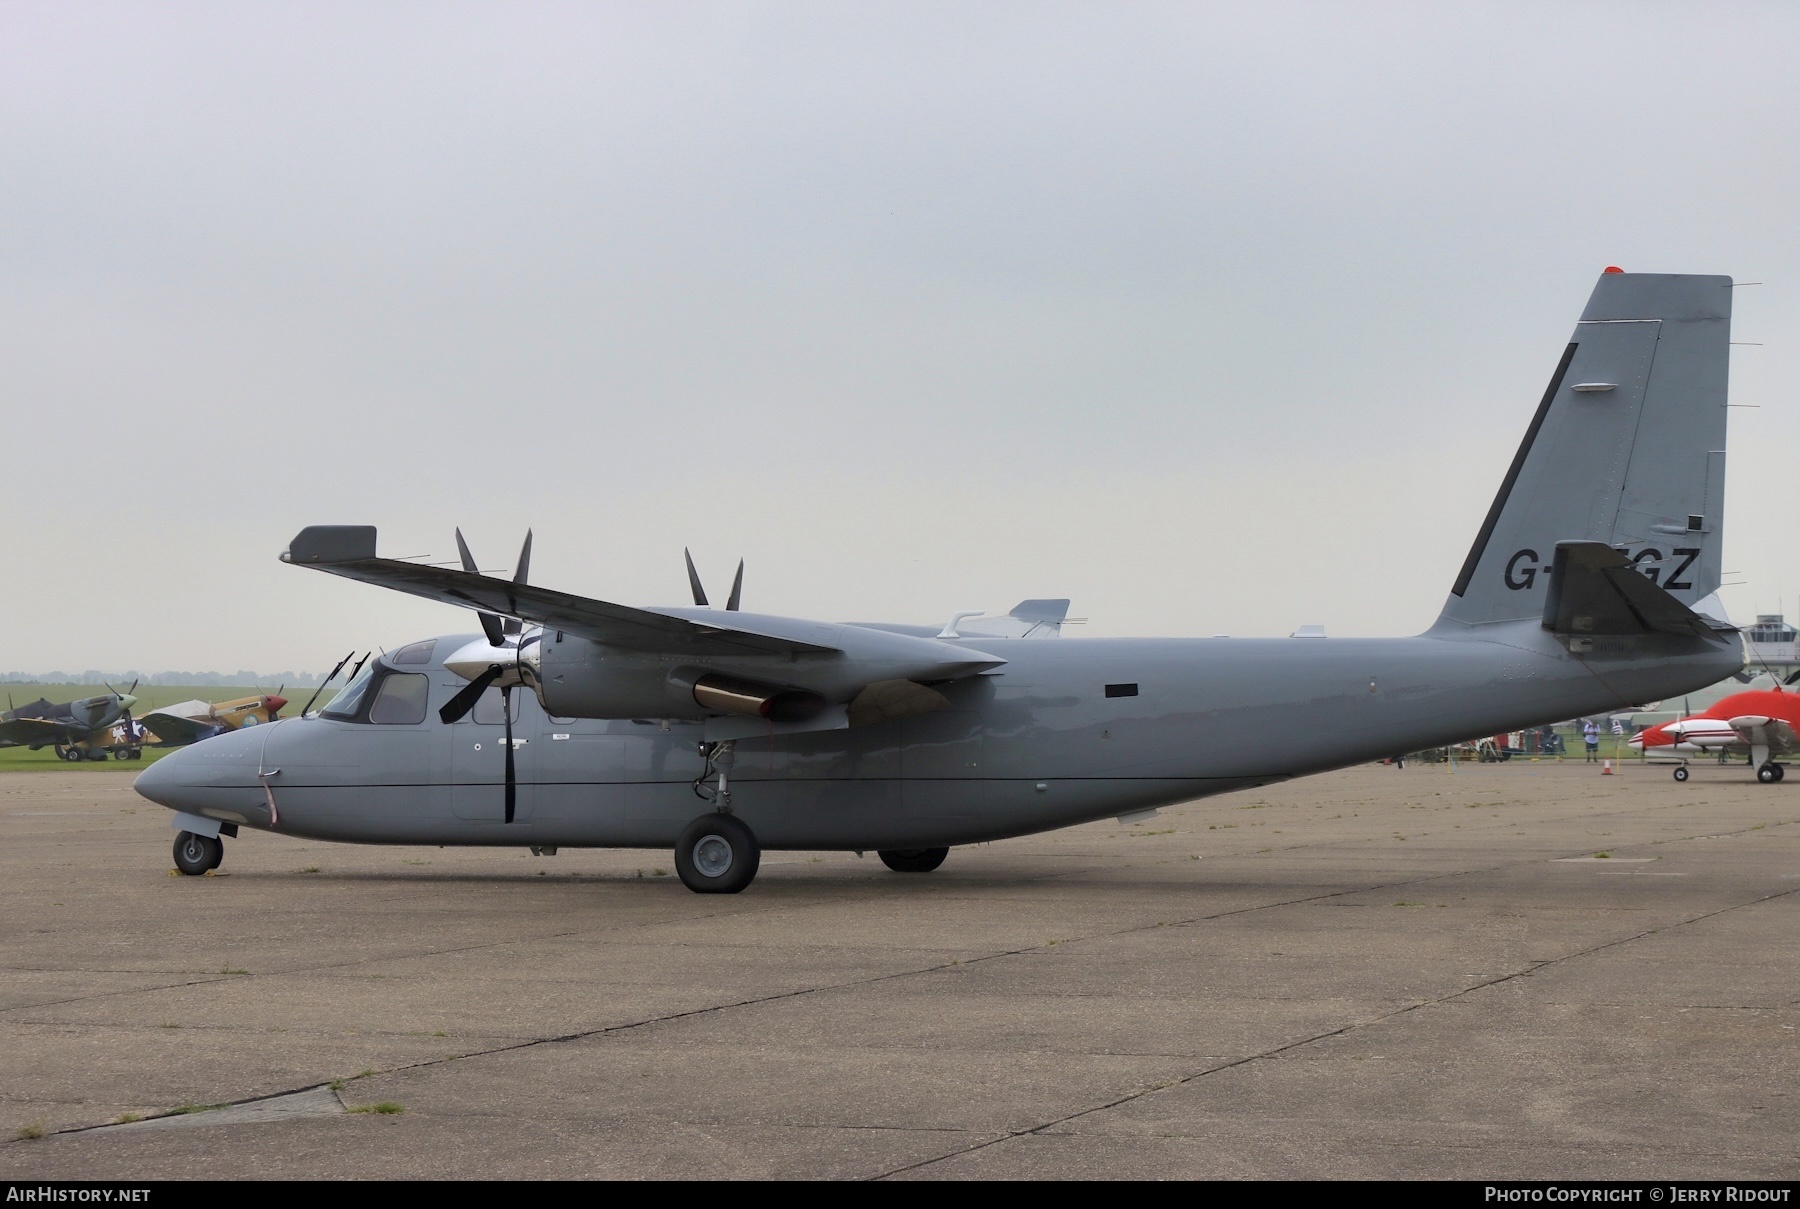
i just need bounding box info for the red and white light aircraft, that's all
[1629,686,1798,784]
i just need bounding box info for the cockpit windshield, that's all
[320,659,379,720]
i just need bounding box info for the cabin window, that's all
[470,687,522,725]
[369,673,430,725]
[391,639,437,666]
[1105,683,1139,698]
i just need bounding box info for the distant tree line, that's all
[0,669,328,687]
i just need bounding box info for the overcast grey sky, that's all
[3,1,1795,673]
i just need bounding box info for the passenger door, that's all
[449,687,539,823]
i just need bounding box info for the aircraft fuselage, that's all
[134,621,1740,851]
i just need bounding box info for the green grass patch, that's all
[348,1102,405,1115]
[0,682,336,773]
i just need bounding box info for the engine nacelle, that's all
[534,634,826,721]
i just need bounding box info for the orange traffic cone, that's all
[1602,760,1613,775]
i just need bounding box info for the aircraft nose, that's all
[266,695,288,713]
[132,749,188,810]
[132,725,267,813]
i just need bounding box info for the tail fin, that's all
[1439,271,1732,627]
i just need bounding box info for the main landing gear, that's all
[674,814,760,894]
[879,848,949,873]
[1672,761,1787,784]
[173,831,224,876]
[677,741,761,893]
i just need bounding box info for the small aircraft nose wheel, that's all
[878,847,949,873]
[674,813,760,894]
[1757,762,1784,784]
[172,831,224,876]
[1672,765,1689,782]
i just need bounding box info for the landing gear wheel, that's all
[1758,762,1782,784]
[112,746,129,761]
[1776,764,1787,782]
[1672,765,1689,783]
[173,831,223,876]
[878,847,949,873]
[674,814,760,894]
[54,746,71,762]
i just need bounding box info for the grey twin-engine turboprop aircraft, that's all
[136,271,1747,892]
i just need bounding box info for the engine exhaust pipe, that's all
[691,674,826,723]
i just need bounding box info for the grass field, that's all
[0,683,335,772]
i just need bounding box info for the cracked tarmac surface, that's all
[0,759,1796,1179]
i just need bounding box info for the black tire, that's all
[1776,764,1787,782]
[674,814,760,894]
[112,747,129,761]
[878,847,949,873]
[1758,763,1780,785]
[1672,766,1689,782]
[173,831,223,876]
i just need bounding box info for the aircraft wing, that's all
[138,711,221,747]
[282,527,838,657]
[1726,715,1799,756]
[0,716,74,745]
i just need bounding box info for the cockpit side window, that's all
[391,640,437,666]
[368,673,430,725]
[320,660,379,720]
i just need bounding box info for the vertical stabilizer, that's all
[1438,271,1731,628]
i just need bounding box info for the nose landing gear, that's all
[1757,762,1785,784]
[173,831,224,876]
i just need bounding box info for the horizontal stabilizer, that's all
[1009,599,1070,624]
[1542,541,1726,639]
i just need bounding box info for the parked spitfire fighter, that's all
[138,692,289,748]
[137,271,1747,891]
[1,683,141,760]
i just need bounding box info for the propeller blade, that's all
[502,531,534,637]
[684,548,708,607]
[477,610,505,649]
[454,528,507,646]
[502,684,517,823]
[726,559,744,612]
[1787,670,1800,686]
[439,664,503,725]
